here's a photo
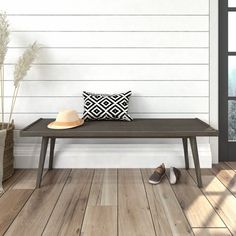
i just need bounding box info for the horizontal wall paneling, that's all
[4,65,209,81]
[2,97,209,113]
[1,0,212,167]
[9,32,209,48]
[7,16,209,32]
[4,81,209,96]
[5,48,209,64]
[13,143,212,168]
[3,0,209,14]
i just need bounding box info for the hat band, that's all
[53,120,82,127]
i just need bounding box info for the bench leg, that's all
[36,137,49,188]
[182,138,189,170]
[49,138,56,170]
[189,137,203,188]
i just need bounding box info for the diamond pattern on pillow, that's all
[82,91,133,121]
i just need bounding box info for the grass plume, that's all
[14,42,40,87]
[8,42,40,128]
[0,12,10,128]
[0,13,9,66]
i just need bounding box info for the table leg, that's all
[182,138,189,170]
[36,137,49,188]
[189,137,203,188]
[49,138,56,170]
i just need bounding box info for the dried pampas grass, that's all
[7,42,40,128]
[0,12,40,129]
[0,13,9,65]
[0,12,10,129]
[14,42,40,87]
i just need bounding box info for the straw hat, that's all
[47,110,84,129]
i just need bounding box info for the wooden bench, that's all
[20,118,218,188]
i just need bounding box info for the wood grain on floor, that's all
[118,169,156,236]
[81,169,117,236]
[212,162,236,195]
[192,228,232,236]
[0,164,236,236]
[4,170,70,236]
[0,170,35,235]
[189,168,236,235]
[0,170,24,197]
[142,169,193,235]
[171,169,225,228]
[43,169,94,236]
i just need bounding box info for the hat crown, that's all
[56,110,80,122]
[48,109,84,129]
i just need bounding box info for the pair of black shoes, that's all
[148,163,181,185]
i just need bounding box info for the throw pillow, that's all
[82,91,133,121]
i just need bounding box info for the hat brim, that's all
[47,119,84,129]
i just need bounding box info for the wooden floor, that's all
[1,163,236,235]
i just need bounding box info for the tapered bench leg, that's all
[182,138,189,170]
[49,138,56,170]
[189,137,203,188]
[36,137,49,188]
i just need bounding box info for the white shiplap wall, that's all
[1,0,217,168]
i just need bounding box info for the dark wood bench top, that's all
[20,118,218,138]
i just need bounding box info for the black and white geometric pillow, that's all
[82,91,133,121]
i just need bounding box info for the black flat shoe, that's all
[149,163,166,185]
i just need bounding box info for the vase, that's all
[2,123,14,181]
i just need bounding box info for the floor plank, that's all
[43,169,94,236]
[226,162,236,171]
[87,169,117,206]
[193,228,232,236]
[212,163,236,195]
[82,206,117,236]
[171,169,225,228]
[142,169,193,236]
[4,170,70,236]
[189,168,236,235]
[12,169,47,189]
[0,170,24,197]
[81,169,117,236]
[3,167,236,235]
[118,169,156,236]
[0,170,36,235]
